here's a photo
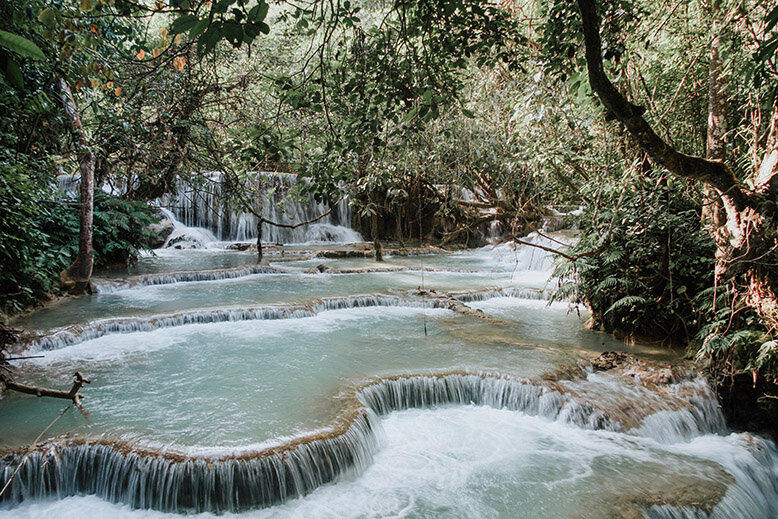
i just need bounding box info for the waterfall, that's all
[2,371,775,516]
[0,411,381,513]
[160,172,362,244]
[22,295,448,351]
[92,264,284,293]
[452,287,557,302]
[56,174,127,197]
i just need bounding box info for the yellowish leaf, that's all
[137,49,145,60]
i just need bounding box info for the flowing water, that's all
[2,228,777,518]
[160,173,360,244]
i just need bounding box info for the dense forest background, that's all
[1,0,777,426]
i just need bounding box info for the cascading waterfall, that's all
[4,225,777,518]
[0,411,381,513]
[91,264,284,293]
[160,172,362,243]
[22,294,449,351]
[56,172,363,244]
[452,287,557,302]
[6,370,772,516]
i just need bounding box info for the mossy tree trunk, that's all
[578,0,778,364]
[58,77,94,295]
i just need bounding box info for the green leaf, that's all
[402,106,419,122]
[461,108,475,118]
[222,21,244,46]
[255,1,269,22]
[189,19,210,40]
[604,295,648,316]
[170,14,199,34]
[38,8,56,28]
[197,23,223,55]
[3,57,24,89]
[0,30,46,60]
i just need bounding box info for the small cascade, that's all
[0,411,381,513]
[502,232,564,272]
[4,370,774,516]
[20,286,576,351]
[92,264,284,293]
[452,287,557,303]
[643,437,778,518]
[22,295,448,351]
[155,207,218,249]
[160,172,362,244]
[56,174,125,196]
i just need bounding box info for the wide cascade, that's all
[56,172,363,245]
[161,172,361,243]
[2,237,777,519]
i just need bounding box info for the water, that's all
[160,172,361,243]
[2,232,777,517]
[58,171,362,245]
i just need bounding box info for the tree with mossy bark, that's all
[561,0,778,393]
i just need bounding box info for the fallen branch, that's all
[0,371,91,413]
[261,208,333,229]
[514,238,575,261]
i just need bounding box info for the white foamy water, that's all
[2,406,776,519]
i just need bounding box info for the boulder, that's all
[165,234,205,249]
[145,210,175,248]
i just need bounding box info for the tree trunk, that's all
[702,0,727,240]
[256,218,264,263]
[577,0,778,352]
[371,213,383,262]
[58,77,94,294]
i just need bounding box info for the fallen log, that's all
[0,371,91,412]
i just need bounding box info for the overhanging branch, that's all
[576,0,750,213]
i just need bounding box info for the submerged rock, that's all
[592,351,632,371]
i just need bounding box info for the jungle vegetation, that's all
[0,0,776,424]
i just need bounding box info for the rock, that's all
[145,210,175,248]
[315,264,330,273]
[591,351,632,371]
[317,250,371,258]
[165,235,204,249]
[227,242,252,251]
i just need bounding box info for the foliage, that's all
[48,191,159,269]
[556,175,715,344]
[694,285,778,379]
[0,159,64,315]
[0,163,156,317]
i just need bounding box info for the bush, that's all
[0,163,157,317]
[556,177,715,344]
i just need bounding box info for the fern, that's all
[604,295,648,316]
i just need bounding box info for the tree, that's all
[575,0,777,383]
[57,77,95,294]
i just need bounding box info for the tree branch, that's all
[0,371,91,413]
[576,0,750,215]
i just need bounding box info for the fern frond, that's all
[604,295,648,315]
